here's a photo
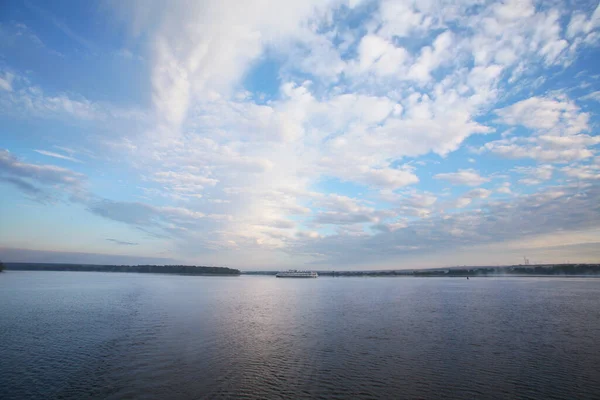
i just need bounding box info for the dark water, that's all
[1,272,600,399]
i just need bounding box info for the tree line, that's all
[3,262,240,275]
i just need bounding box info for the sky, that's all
[0,0,599,270]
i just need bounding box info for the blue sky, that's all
[1,0,599,270]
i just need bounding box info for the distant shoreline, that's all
[3,263,600,278]
[244,273,600,278]
[3,262,241,276]
[244,263,600,277]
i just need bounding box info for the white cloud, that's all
[34,149,82,163]
[0,72,14,91]
[580,91,600,102]
[100,0,597,263]
[514,165,553,186]
[407,31,453,83]
[149,170,219,199]
[0,69,148,125]
[4,0,600,268]
[567,4,600,39]
[289,183,600,267]
[496,96,588,133]
[451,188,492,209]
[375,0,433,39]
[354,34,409,76]
[483,94,597,163]
[496,182,512,194]
[561,162,600,181]
[483,135,598,163]
[434,169,490,186]
[112,0,349,134]
[310,193,390,226]
[467,188,492,199]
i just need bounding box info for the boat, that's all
[276,270,318,278]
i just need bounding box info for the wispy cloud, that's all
[34,150,82,163]
[23,0,97,51]
[106,238,139,246]
[0,149,84,188]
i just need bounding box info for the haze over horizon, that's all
[1,0,600,270]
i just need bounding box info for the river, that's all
[1,271,599,399]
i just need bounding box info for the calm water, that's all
[1,272,599,399]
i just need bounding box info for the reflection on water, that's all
[1,272,600,399]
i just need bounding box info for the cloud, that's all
[0,69,148,124]
[88,200,208,231]
[288,183,600,267]
[495,96,588,133]
[353,34,409,76]
[0,176,43,196]
[514,165,554,186]
[0,72,14,92]
[0,247,176,265]
[434,169,490,186]
[561,160,600,181]
[451,188,492,209]
[97,0,598,266]
[149,170,218,199]
[496,182,512,194]
[377,191,438,218]
[23,1,97,51]
[34,149,82,163]
[566,3,600,40]
[111,0,346,133]
[580,91,600,102]
[106,238,139,246]
[407,31,453,83]
[482,135,598,163]
[99,0,599,263]
[0,149,85,202]
[314,211,375,225]
[3,0,600,268]
[309,193,396,226]
[481,94,597,163]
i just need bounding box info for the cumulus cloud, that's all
[450,188,492,209]
[561,160,600,181]
[95,1,600,265]
[496,182,512,195]
[514,165,554,186]
[434,169,490,186]
[288,183,600,267]
[3,0,600,268]
[481,94,598,163]
[495,96,589,133]
[481,135,599,163]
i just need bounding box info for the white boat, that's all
[276,270,318,278]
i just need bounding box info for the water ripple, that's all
[1,273,600,399]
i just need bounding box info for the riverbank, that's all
[3,262,240,276]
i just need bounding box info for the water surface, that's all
[1,272,599,399]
